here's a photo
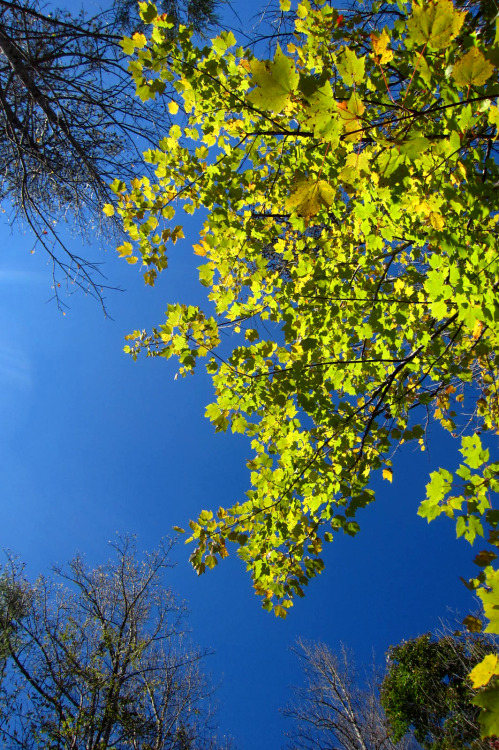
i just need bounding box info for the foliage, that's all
[0,536,227,750]
[115,0,499,607]
[111,0,499,731]
[113,0,499,728]
[284,639,419,750]
[0,0,218,310]
[380,631,496,750]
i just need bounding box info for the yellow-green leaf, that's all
[407,0,466,50]
[103,203,115,217]
[337,47,366,87]
[285,179,335,218]
[478,569,499,634]
[120,37,136,55]
[453,48,495,88]
[247,45,299,114]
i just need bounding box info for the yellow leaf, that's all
[131,32,148,48]
[394,278,405,294]
[168,100,179,115]
[285,179,335,219]
[144,270,156,286]
[117,241,133,258]
[429,212,445,230]
[103,203,115,217]
[469,654,499,688]
[382,468,393,483]
[371,29,394,65]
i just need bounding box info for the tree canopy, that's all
[111,0,499,732]
[381,631,495,750]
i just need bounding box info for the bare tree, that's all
[283,640,420,750]
[0,0,218,311]
[0,535,229,750]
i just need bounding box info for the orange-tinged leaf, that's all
[473,320,485,339]
[193,241,208,257]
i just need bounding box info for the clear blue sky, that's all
[0,1,481,748]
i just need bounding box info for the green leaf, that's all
[460,434,489,469]
[473,684,499,738]
[399,136,430,160]
[305,82,343,144]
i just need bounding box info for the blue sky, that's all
[0,1,484,748]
